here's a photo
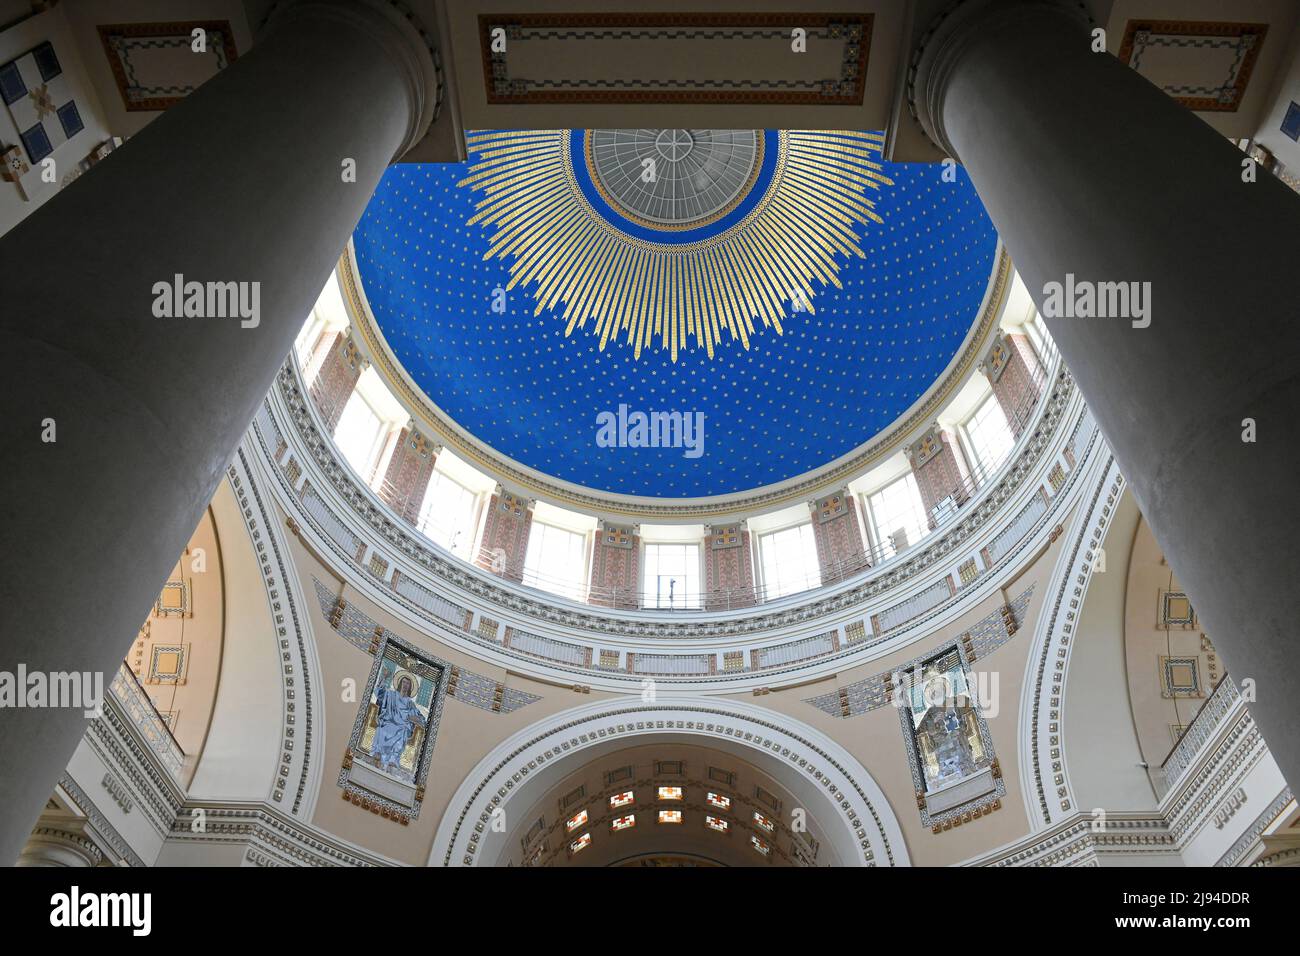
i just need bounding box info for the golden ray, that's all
[457,130,893,361]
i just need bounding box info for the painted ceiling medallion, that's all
[458,129,893,361]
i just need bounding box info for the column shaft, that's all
[921,1,1300,787]
[0,5,430,861]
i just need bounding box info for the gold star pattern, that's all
[458,130,894,362]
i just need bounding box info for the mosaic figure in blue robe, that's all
[372,675,425,773]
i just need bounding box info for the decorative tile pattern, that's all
[1118,20,1268,112]
[804,585,1033,718]
[146,644,188,685]
[479,13,871,105]
[1160,590,1196,628]
[154,580,190,617]
[312,576,541,716]
[1282,101,1300,142]
[590,522,639,609]
[475,491,532,582]
[97,21,237,111]
[1,41,79,166]
[1160,656,1203,699]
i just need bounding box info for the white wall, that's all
[185,479,282,803]
[1063,489,1160,812]
[1253,18,1300,172]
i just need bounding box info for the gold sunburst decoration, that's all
[458,129,893,361]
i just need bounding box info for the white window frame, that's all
[642,541,702,610]
[864,473,929,559]
[522,520,590,602]
[960,391,1015,485]
[416,468,482,560]
[333,389,392,486]
[757,521,821,600]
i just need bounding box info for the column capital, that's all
[18,818,105,867]
[909,0,1092,159]
[266,0,443,159]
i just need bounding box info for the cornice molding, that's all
[253,359,1099,691]
[1020,439,1118,826]
[228,449,323,819]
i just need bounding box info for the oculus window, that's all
[642,542,702,609]
[759,523,821,599]
[522,522,589,601]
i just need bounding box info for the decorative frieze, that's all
[811,492,867,585]
[476,490,533,583]
[590,522,639,609]
[257,361,1087,692]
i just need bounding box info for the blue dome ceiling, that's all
[352,130,997,499]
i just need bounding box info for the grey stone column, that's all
[912,0,1300,788]
[0,0,438,862]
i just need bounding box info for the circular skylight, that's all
[588,129,761,228]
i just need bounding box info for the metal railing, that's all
[302,327,1060,612]
[1155,674,1240,796]
[109,663,185,780]
[469,339,1060,610]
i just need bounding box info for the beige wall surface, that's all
[287,524,618,865]
[722,510,1073,866]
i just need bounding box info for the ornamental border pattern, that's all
[438,702,899,867]
[163,804,401,867]
[86,694,185,837]
[478,12,871,106]
[265,356,1076,650]
[1233,788,1296,867]
[895,641,1006,829]
[1026,446,1117,825]
[312,576,542,715]
[229,450,316,816]
[57,772,146,868]
[337,630,449,822]
[338,245,1012,520]
[256,368,1092,693]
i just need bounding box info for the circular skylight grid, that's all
[589,129,761,227]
